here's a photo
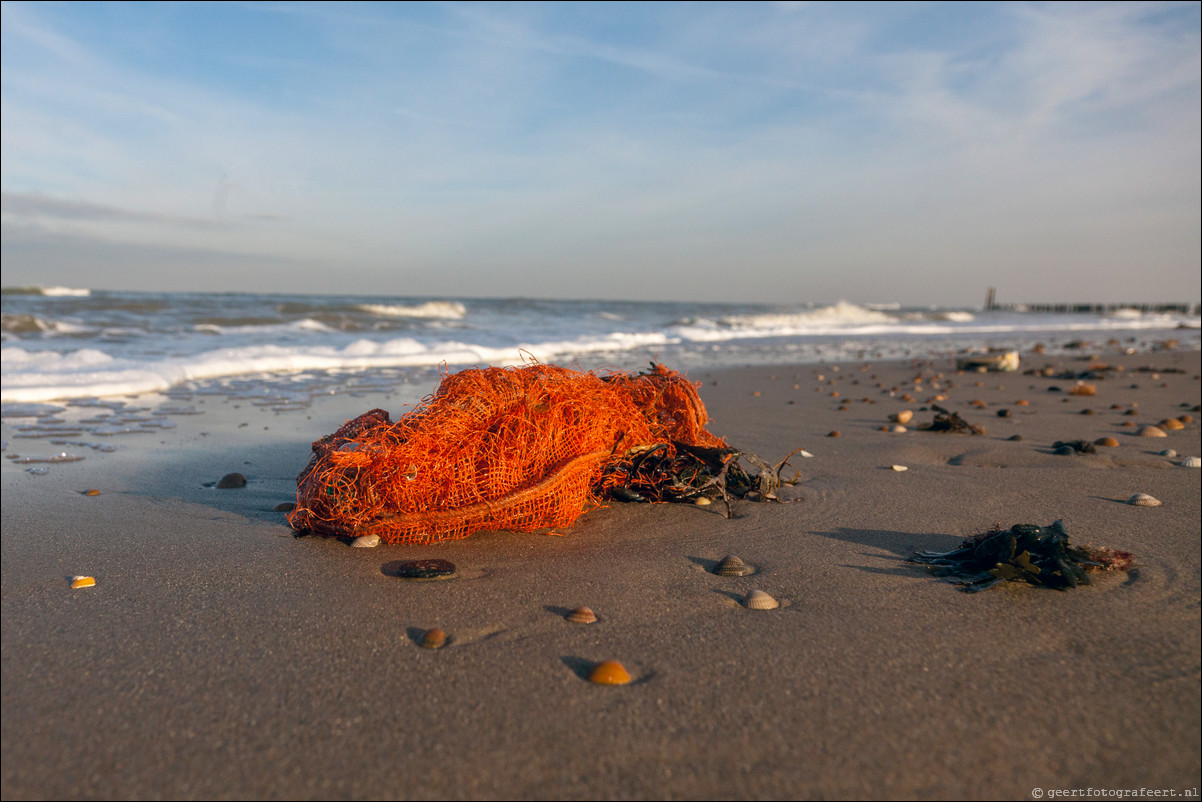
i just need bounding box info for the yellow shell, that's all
[565,606,598,624]
[1159,418,1185,430]
[1094,437,1120,448]
[889,410,913,424]
[589,660,631,685]
[70,576,96,589]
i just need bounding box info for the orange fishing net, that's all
[289,362,791,545]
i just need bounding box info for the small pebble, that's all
[215,472,247,489]
[996,408,1012,418]
[274,502,296,512]
[1008,434,1023,441]
[420,628,448,649]
[70,576,96,589]
[1159,449,1178,457]
[826,431,840,438]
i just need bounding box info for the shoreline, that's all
[3,347,1200,799]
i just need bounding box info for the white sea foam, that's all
[39,286,91,297]
[358,301,467,319]
[0,330,677,402]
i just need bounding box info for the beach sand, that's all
[3,348,1199,800]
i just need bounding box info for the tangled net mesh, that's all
[288,362,760,545]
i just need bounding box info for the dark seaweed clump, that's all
[918,405,985,435]
[909,520,1133,592]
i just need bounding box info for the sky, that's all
[1,1,1199,306]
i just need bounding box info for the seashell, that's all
[970,399,987,408]
[420,628,448,649]
[70,576,95,589]
[1008,434,1024,441]
[1180,456,1201,468]
[693,496,712,506]
[744,589,779,610]
[1126,493,1161,507]
[394,559,457,581]
[890,410,913,425]
[1158,449,1177,457]
[798,450,814,458]
[1069,382,1097,396]
[215,472,247,489]
[588,660,631,685]
[714,555,752,577]
[890,465,908,471]
[350,534,380,548]
[826,431,841,438]
[1159,418,1185,431]
[1136,425,1167,438]
[1078,408,1095,416]
[82,489,101,496]
[1181,415,1194,424]
[890,425,907,433]
[565,606,598,624]
[997,408,1012,418]
[1094,437,1120,448]
[1015,399,1030,406]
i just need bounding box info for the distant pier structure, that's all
[983,287,1198,316]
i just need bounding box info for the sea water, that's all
[2,287,1198,405]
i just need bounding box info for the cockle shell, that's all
[588,660,631,685]
[714,556,752,577]
[1159,418,1185,430]
[350,534,380,548]
[1136,425,1167,438]
[565,606,598,624]
[1179,456,1201,468]
[1094,437,1120,448]
[744,590,779,610]
[420,628,448,649]
[1126,494,1162,507]
[70,576,95,589]
[890,410,913,425]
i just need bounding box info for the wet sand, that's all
[2,349,1200,800]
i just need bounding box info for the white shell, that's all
[799,450,814,458]
[890,425,908,433]
[693,496,712,506]
[1179,456,1201,468]
[744,590,779,610]
[1126,493,1162,507]
[350,534,381,548]
[891,465,908,472]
